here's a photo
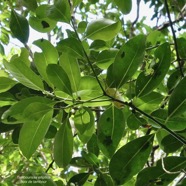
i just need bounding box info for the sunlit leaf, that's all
[59,53,81,93]
[34,39,58,87]
[0,77,17,93]
[86,18,121,41]
[19,109,53,159]
[46,0,71,23]
[10,10,29,43]
[54,120,73,167]
[74,107,95,143]
[136,43,171,97]
[109,135,154,185]
[3,59,44,91]
[107,35,146,88]
[97,106,125,158]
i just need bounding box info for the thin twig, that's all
[164,0,184,77]
[45,160,54,173]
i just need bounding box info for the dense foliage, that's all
[0,0,186,185]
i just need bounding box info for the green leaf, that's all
[133,92,164,113]
[95,174,114,186]
[59,53,81,93]
[150,109,186,131]
[136,156,186,186]
[87,134,99,156]
[74,107,95,143]
[107,35,146,88]
[46,64,72,95]
[97,106,125,158]
[109,134,154,185]
[136,43,171,97]
[0,77,17,93]
[19,110,53,159]
[68,173,89,186]
[3,59,44,91]
[127,113,146,130]
[86,18,121,41]
[46,0,71,23]
[29,5,57,33]
[34,39,58,87]
[177,37,186,59]
[57,38,85,58]
[96,49,118,69]
[54,120,73,167]
[114,0,132,14]
[168,76,186,118]
[2,96,55,124]
[22,0,38,11]
[22,103,53,122]
[10,10,29,43]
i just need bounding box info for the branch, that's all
[164,0,184,77]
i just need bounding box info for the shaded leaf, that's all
[136,156,186,186]
[168,76,186,118]
[3,59,44,91]
[136,43,171,97]
[97,106,125,158]
[19,110,53,159]
[21,0,38,11]
[87,134,99,156]
[68,173,89,186]
[46,0,71,23]
[10,10,29,43]
[86,18,121,41]
[114,0,132,14]
[107,35,146,88]
[54,120,73,167]
[95,174,114,186]
[46,64,72,95]
[109,134,154,185]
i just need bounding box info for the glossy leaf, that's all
[34,39,58,87]
[0,77,17,93]
[107,35,146,88]
[109,135,154,185]
[19,109,53,159]
[114,0,132,14]
[86,18,121,41]
[97,106,125,158]
[10,10,29,43]
[2,96,54,124]
[136,43,171,97]
[57,38,85,58]
[136,156,186,186]
[54,120,73,167]
[168,76,186,118]
[3,59,44,91]
[59,53,81,93]
[46,64,72,95]
[95,174,114,186]
[46,0,71,23]
[74,107,95,143]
